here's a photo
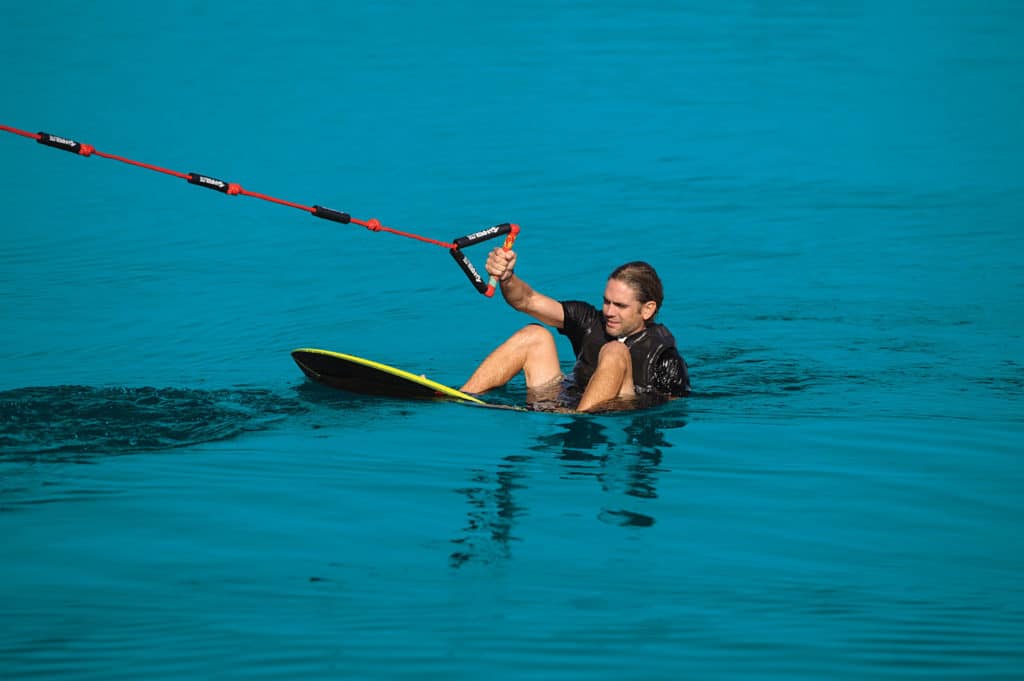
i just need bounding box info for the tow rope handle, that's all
[4,124,523,298]
[449,223,520,297]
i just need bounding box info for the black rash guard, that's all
[558,300,691,397]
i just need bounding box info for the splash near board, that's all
[292,348,493,406]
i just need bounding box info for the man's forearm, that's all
[500,274,533,312]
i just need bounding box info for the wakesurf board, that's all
[291,348,519,409]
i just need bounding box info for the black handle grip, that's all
[453,223,514,249]
[187,173,233,193]
[37,132,83,154]
[312,205,352,224]
[449,248,489,294]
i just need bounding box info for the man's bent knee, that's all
[597,341,634,394]
[597,340,631,363]
[516,324,561,387]
[461,325,558,394]
[512,323,555,347]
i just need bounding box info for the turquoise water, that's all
[2,2,1023,678]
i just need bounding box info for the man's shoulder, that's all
[646,322,677,346]
[559,300,601,325]
[648,343,690,397]
[556,300,602,341]
[560,299,598,312]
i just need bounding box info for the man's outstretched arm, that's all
[485,247,565,328]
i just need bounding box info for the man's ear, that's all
[641,301,657,321]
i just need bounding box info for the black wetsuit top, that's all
[558,300,691,397]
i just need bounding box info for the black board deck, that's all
[291,348,505,407]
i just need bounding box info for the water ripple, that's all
[0,385,307,461]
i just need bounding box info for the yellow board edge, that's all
[292,347,487,405]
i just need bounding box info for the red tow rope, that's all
[1,123,519,296]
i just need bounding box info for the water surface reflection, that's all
[449,405,688,567]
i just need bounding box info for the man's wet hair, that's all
[608,261,664,318]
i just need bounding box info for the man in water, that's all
[460,248,690,412]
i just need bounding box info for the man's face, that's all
[601,278,655,338]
